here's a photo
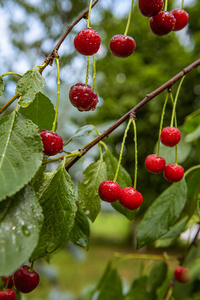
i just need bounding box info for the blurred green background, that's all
[0,0,200,298]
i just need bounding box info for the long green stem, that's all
[1,72,22,78]
[92,54,96,89]
[181,0,184,9]
[124,0,134,36]
[87,0,93,28]
[164,0,168,11]
[184,165,200,177]
[85,56,90,85]
[170,76,185,127]
[132,119,138,189]
[52,58,60,132]
[113,118,132,182]
[156,92,169,156]
[0,94,19,115]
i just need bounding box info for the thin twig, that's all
[43,0,100,67]
[65,58,200,171]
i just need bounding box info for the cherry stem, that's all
[87,0,93,28]
[0,94,20,115]
[4,276,10,290]
[156,92,169,156]
[181,0,184,9]
[29,262,34,272]
[184,164,200,177]
[170,76,185,127]
[92,54,96,89]
[124,0,134,36]
[1,72,22,78]
[113,118,132,182]
[85,56,90,85]
[164,0,168,11]
[132,119,138,189]
[114,252,177,262]
[52,58,60,132]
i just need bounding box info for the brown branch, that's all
[43,0,100,66]
[65,58,200,171]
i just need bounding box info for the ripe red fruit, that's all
[145,154,166,173]
[171,9,189,31]
[39,129,63,156]
[119,187,143,210]
[174,266,192,283]
[139,0,164,17]
[163,164,184,182]
[2,276,14,288]
[160,127,181,147]
[150,11,176,36]
[69,83,98,111]
[110,35,136,58]
[13,265,40,294]
[98,181,122,203]
[74,28,101,56]
[0,289,16,300]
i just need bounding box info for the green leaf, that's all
[127,276,154,300]
[185,169,200,218]
[16,68,45,107]
[30,162,77,261]
[103,148,136,220]
[183,111,200,133]
[97,268,123,300]
[0,112,43,202]
[78,160,107,222]
[0,184,43,276]
[65,125,94,145]
[147,261,168,293]
[137,179,187,249]
[0,76,5,95]
[19,92,56,131]
[184,125,200,143]
[69,203,90,250]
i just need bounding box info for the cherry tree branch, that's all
[66,58,200,171]
[43,0,100,67]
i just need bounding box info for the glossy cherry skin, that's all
[99,181,122,203]
[74,28,101,55]
[160,127,181,147]
[145,154,166,173]
[174,266,192,283]
[171,9,189,31]
[39,130,63,156]
[0,289,16,300]
[13,265,40,294]
[1,276,14,289]
[139,0,164,17]
[150,11,176,36]
[119,187,143,210]
[69,83,98,111]
[163,164,184,182]
[110,35,136,58]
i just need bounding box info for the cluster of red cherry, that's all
[145,126,184,182]
[0,265,40,299]
[139,0,189,36]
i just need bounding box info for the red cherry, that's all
[160,127,181,147]
[39,129,63,156]
[150,11,176,36]
[0,289,16,300]
[69,83,98,111]
[98,181,122,203]
[110,35,136,58]
[139,0,164,17]
[171,9,189,31]
[74,28,101,56]
[145,154,166,173]
[163,164,184,182]
[1,276,14,289]
[174,266,192,283]
[13,265,40,294]
[119,187,143,210]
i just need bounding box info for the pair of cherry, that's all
[0,265,40,299]
[145,126,184,182]
[99,180,143,211]
[139,0,189,36]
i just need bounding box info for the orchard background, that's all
[0,0,200,299]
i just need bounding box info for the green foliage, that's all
[0,77,5,95]
[137,179,187,249]
[0,111,43,201]
[0,184,43,276]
